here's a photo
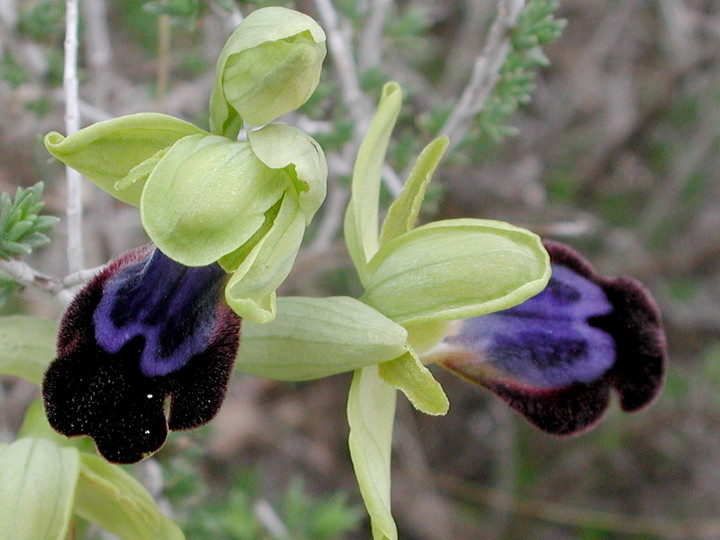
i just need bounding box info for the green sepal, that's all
[248,124,328,221]
[140,134,288,266]
[209,6,326,136]
[0,438,80,540]
[378,348,449,416]
[0,315,57,385]
[75,453,185,540]
[223,193,304,323]
[236,296,408,380]
[379,135,449,245]
[44,113,206,205]
[344,82,402,286]
[362,218,551,326]
[347,366,398,540]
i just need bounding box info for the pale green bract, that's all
[0,438,79,540]
[236,296,409,380]
[0,315,57,385]
[209,6,326,137]
[9,398,183,539]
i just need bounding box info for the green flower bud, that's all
[210,6,326,137]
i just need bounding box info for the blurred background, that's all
[1,0,720,538]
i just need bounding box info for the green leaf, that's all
[378,349,448,416]
[236,296,408,380]
[223,193,305,323]
[75,453,185,540]
[140,134,288,266]
[0,438,80,540]
[362,218,551,326]
[44,113,206,206]
[248,124,328,220]
[344,82,403,285]
[209,6,326,136]
[0,315,57,385]
[379,135,448,245]
[347,365,398,540]
[0,182,58,260]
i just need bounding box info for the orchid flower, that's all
[236,83,667,539]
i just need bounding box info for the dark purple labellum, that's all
[435,241,667,435]
[42,245,241,464]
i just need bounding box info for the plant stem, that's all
[64,0,84,274]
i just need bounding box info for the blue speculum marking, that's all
[447,264,616,389]
[93,249,226,377]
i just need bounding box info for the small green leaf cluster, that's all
[0,182,58,260]
[476,0,566,145]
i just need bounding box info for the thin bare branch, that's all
[0,259,102,300]
[63,0,84,274]
[358,0,393,71]
[314,0,372,130]
[81,0,112,107]
[440,0,526,154]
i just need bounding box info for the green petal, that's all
[0,315,56,385]
[236,296,408,380]
[75,453,185,540]
[209,6,326,136]
[379,135,448,245]
[248,124,327,220]
[44,113,206,206]
[363,218,551,326]
[378,348,449,416]
[0,438,80,540]
[344,82,402,285]
[223,194,305,323]
[347,366,398,540]
[141,134,288,266]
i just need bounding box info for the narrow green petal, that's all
[141,134,288,266]
[236,296,408,380]
[378,348,449,416]
[0,315,57,385]
[379,135,449,245]
[0,438,80,540]
[224,194,305,323]
[347,366,398,540]
[363,218,551,326]
[75,453,185,540]
[248,124,328,220]
[44,113,206,205]
[344,82,402,285]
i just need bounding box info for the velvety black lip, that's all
[43,245,241,464]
